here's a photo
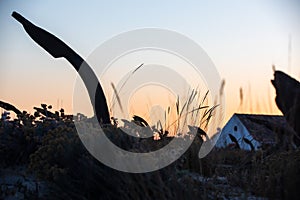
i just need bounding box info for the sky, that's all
[1,0,300,127]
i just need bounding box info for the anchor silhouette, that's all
[12,11,111,125]
[11,11,172,153]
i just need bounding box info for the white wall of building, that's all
[216,114,261,150]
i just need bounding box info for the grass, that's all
[1,69,299,199]
[108,63,223,138]
[1,103,299,199]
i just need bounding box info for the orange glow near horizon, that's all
[1,1,299,130]
[1,75,284,131]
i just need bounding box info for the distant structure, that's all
[216,114,293,150]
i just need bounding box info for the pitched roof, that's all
[234,114,289,144]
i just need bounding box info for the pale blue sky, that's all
[0,0,299,121]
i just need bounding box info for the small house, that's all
[216,113,290,150]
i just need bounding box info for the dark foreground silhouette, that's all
[1,110,299,199]
[1,11,299,200]
[0,100,21,115]
[272,70,300,145]
[12,11,110,124]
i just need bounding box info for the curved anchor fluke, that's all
[12,11,110,124]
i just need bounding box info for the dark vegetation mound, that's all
[1,104,299,199]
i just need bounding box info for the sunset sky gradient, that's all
[1,0,300,126]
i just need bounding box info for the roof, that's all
[234,114,290,144]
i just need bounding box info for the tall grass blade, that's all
[111,82,124,114]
